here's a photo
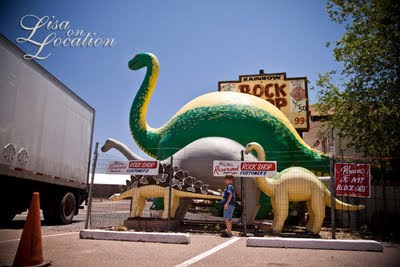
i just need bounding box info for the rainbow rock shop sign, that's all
[218,72,309,131]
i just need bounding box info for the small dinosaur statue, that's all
[109,163,221,219]
[110,185,220,219]
[244,142,365,234]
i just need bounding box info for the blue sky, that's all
[0,0,344,159]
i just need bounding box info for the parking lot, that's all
[1,208,400,267]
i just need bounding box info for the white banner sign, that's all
[106,160,159,175]
[213,160,277,177]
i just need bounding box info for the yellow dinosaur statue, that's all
[244,142,365,234]
[110,185,221,219]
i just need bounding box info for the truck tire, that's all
[59,192,76,224]
[44,192,76,224]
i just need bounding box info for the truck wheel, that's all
[59,192,76,224]
[44,192,76,224]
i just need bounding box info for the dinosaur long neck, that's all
[256,177,276,197]
[129,56,161,158]
[107,139,143,160]
[251,145,277,197]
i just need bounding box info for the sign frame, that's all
[218,72,310,132]
[106,160,160,175]
[213,160,277,177]
[334,163,371,198]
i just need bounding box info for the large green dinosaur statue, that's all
[128,53,330,174]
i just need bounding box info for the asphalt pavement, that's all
[1,208,400,266]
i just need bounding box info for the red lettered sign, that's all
[334,163,371,198]
[107,160,159,175]
[213,161,277,177]
[128,161,158,169]
[240,162,276,171]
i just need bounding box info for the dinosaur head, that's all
[244,142,260,155]
[244,142,266,161]
[101,139,113,152]
[128,53,155,70]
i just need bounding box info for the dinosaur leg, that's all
[137,196,147,217]
[162,190,169,219]
[174,198,193,222]
[310,192,325,234]
[306,201,314,232]
[271,194,289,233]
[162,188,175,219]
[270,198,276,216]
[131,191,140,217]
[170,196,180,218]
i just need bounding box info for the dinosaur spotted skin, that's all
[128,53,330,174]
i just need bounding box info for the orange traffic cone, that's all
[13,192,51,267]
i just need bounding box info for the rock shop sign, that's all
[218,72,309,131]
[213,160,277,177]
[106,160,159,175]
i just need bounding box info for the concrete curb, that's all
[79,230,190,244]
[247,237,383,252]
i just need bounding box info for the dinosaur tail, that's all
[177,190,221,200]
[109,190,134,201]
[324,187,365,211]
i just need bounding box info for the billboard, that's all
[213,160,277,177]
[106,160,159,175]
[334,163,371,198]
[218,72,309,131]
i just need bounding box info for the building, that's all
[303,105,361,157]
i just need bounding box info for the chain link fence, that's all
[85,145,245,232]
[84,142,399,240]
[331,157,399,237]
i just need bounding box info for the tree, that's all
[315,0,400,158]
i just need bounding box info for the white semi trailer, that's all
[0,34,95,224]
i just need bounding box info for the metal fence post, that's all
[85,142,99,229]
[328,128,336,239]
[167,156,173,231]
[241,150,247,236]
